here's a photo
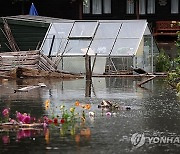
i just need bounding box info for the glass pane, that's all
[139,0,146,14]
[126,0,134,14]
[42,37,67,56]
[104,0,111,14]
[147,0,155,14]
[52,38,68,55]
[64,40,91,55]
[70,22,97,37]
[111,38,139,56]
[171,0,179,14]
[49,23,73,38]
[95,22,122,38]
[83,0,90,14]
[118,22,146,38]
[90,39,115,55]
[92,0,102,14]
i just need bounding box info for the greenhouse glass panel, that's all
[52,38,68,55]
[111,38,139,56]
[94,22,122,38]
[64,40,91,55]
[49,23,73,38]
[118,22,146,38]
[70,22,97,37]
[41,34,55,55]
[42,37,67,55]
[90,39,114,55]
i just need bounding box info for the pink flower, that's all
[43,116,49,124]
[22,114,31,124]
[16,112,24,122]
[16,112,31,124]
[10,119,17,124]
[2,108,9,117]
[106,112,112,116]
[43,122,48,128]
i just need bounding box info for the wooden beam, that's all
[137,75,156,87]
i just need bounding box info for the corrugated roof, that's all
[2,15,71,24]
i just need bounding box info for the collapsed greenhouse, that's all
[0,16,159,75]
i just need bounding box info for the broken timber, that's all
[14,85,41,93]
[137,75,156,87]
[0,50,82,79]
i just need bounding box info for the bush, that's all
[155,49,171,72]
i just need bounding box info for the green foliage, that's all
[155,49,171,72]
[168,72,179,83]
[167,30,180,93]
[174,30,180,70]
[176,82,180,92]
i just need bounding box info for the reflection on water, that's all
[0,77,180,154]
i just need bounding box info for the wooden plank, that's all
[0,50,39,56]
[0,55,39,60]
[137,75,156,87]
[40,53,56,69]
[1,59,39,66]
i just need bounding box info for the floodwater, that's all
[0,77,180,154]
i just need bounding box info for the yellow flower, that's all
[70,107,75,113]
[45,99,50,110]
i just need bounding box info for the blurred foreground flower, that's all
[45,99,50,110]
[75,101,80,106]
[16,112,31,124]
[2,108,9,117]
[85,104,91,110]
[89,112,95,117]
[106,112,112,116]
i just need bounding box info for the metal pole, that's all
[48,35,55,58]
[151,35,154,73]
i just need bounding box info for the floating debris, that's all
[14,85,40,93]
[14,82,47,93]
[98,100,120,110]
